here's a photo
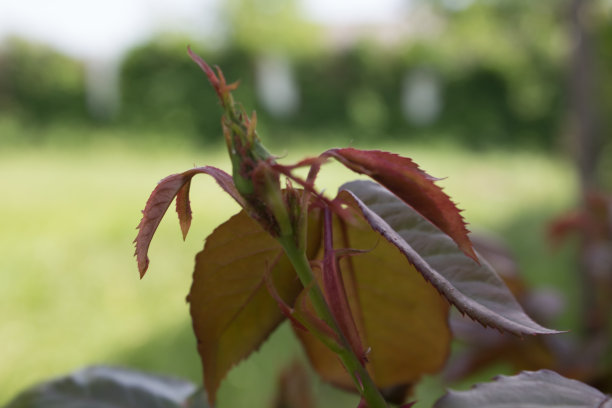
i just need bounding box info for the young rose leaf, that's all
[188,47,238,109]
[295,205,451,392]
[187,207,321,405]
[323,148,477,262]
[135,166,245,277]
[340,180,560,336]
[434,369,612,408]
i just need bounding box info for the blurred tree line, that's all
[1,0,611,153]
[0,38,88,125]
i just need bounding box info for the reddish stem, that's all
[323,207,367,365]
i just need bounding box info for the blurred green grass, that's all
[0,135,579,407]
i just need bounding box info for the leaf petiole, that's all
[277,234,389,408]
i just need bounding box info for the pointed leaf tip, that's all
[339,180,561,336]
[187,47,223,100]
[323,148,478,263]
[134,166,243,278]
[187,47,215,82]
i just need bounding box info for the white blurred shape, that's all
[256,55,299,118]
[85,58,120,120]
[401,68,442,126]
[300,0,408,23]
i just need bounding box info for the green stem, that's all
[278,236,389,408]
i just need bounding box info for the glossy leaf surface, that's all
[434,370,612,408]
[340,180,559,336]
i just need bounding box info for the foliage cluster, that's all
[7,48,612,408]
[0,139,578,407]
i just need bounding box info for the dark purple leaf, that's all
[5,366,208,408]
[434,370,612,408]
[339,180,560,336]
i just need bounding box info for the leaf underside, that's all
[434,369,612,408]
[5,366,207,408]
[295,203,451,391]
[134,166,244,277]
[323,148,477,262]
[339,180,560,336]
[187,208,321,405]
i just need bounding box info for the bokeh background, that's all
[1,0,611,406]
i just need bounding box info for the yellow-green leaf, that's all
[188,208,321,404]
[188,211,296,404]
[295,206,451,392]
[341,180,560,336]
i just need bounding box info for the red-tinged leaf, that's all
[295,203,451,393]
[187,206,322,405]
[188,47,238,108]
[187,47,221,100]
[434,370,612,408]
[323,148,477,262]
[548,191,612,247]
[340,180,561,336]
[134,166,244,278]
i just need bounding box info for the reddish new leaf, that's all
[323,148,477,262]
[188,46,238,105]
[340,180,561,336]
[134,166,244,277]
